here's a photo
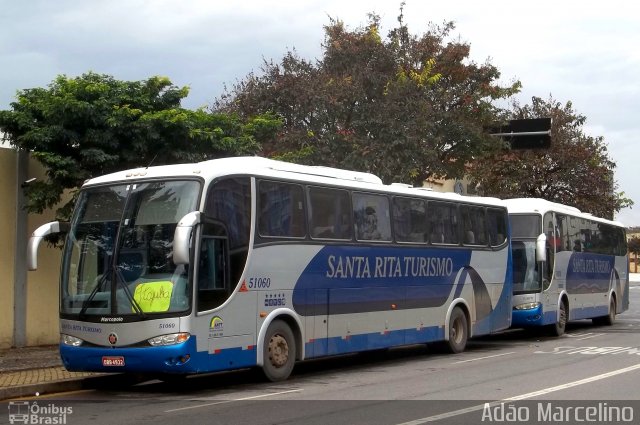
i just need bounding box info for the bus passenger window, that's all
[460,205,487,246]
[353,193,391,241]
[393,197,427,243]
[308,186,352,240]
[258,181,306,238]
[573,240,582,252]
[487,208,507,246]
[429,202,459,245]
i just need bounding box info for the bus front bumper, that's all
[59,336,203,374]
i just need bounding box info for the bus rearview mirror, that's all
[536,233,547,263]
[173,211,201,265]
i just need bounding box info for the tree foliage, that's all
[628,236,640,257]
[467,96,633,219]
[0,72,281,219]
[215,8,520,185]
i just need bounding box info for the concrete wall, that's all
[0,149,16,348]
[0,148,62,348]
[24,162,63,346]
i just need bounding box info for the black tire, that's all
[262,320,296,382]
[550,300,567,336]
[442,307,468,354]
[593,297,616,326]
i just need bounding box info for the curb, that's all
[0,374,128,401]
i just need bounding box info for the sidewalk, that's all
[0,345,110,400]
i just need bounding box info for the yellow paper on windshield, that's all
[133,281,173,312]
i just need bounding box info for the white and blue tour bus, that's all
[506,198,628,336]
[28,157,513,381]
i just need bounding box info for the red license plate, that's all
[102,356,125,367]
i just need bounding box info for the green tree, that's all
[0,72,281,219]
[467,96,633,219]
[215,8,520,185]
[628,236,640,272]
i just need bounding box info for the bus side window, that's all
[308,186,352,240]
[353,193,391,241]
[429,202,459,245]
[258,181,306,238]
[393,197,427,243]
[487,208,507,247]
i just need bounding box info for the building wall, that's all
[0,149,16,348]
[24,160,63,346]
[0,148,62,348]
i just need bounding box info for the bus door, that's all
[197,221,257,358]
[544,213,565,318]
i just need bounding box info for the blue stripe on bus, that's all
[292,245,472,316]
[306,325,445,358]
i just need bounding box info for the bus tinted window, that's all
[258,181,306,238]
[510,215,541,238]
[393,197,427,243]
[206,177,251,250]
[206,177,251,286]
[460,205,487,246]
[308,186,352,240]
[353,193,391,241]
[429,202,459,245]
[487,208,508,246]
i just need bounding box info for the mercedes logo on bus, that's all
[108,333,118,345]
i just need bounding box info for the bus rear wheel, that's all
[440,307,468,354]
[262,320,296,382]
[593,297,616,326]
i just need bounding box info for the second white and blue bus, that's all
[505,198,628,336]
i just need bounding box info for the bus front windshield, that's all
[61,180,200,319]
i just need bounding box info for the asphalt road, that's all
[3,286,640,425]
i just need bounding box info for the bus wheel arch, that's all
[256,310,303,381]
[593,293,617,326]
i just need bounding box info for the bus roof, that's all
[504,198,624,227]
[83,156,506,208]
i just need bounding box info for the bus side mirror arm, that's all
[27,221,69,271]
[536,233,547,263]
[173,211,201,265]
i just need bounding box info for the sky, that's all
[1,0,638,224]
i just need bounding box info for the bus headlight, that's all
[148,333,190,347]
[514,302,541,310]
[61,334,84,347]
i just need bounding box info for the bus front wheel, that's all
[262,320,296,382]
[550,301,567,336]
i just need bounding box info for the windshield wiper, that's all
[78,271,110,319]
[77,266,147,319]
[114,268,147,319]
